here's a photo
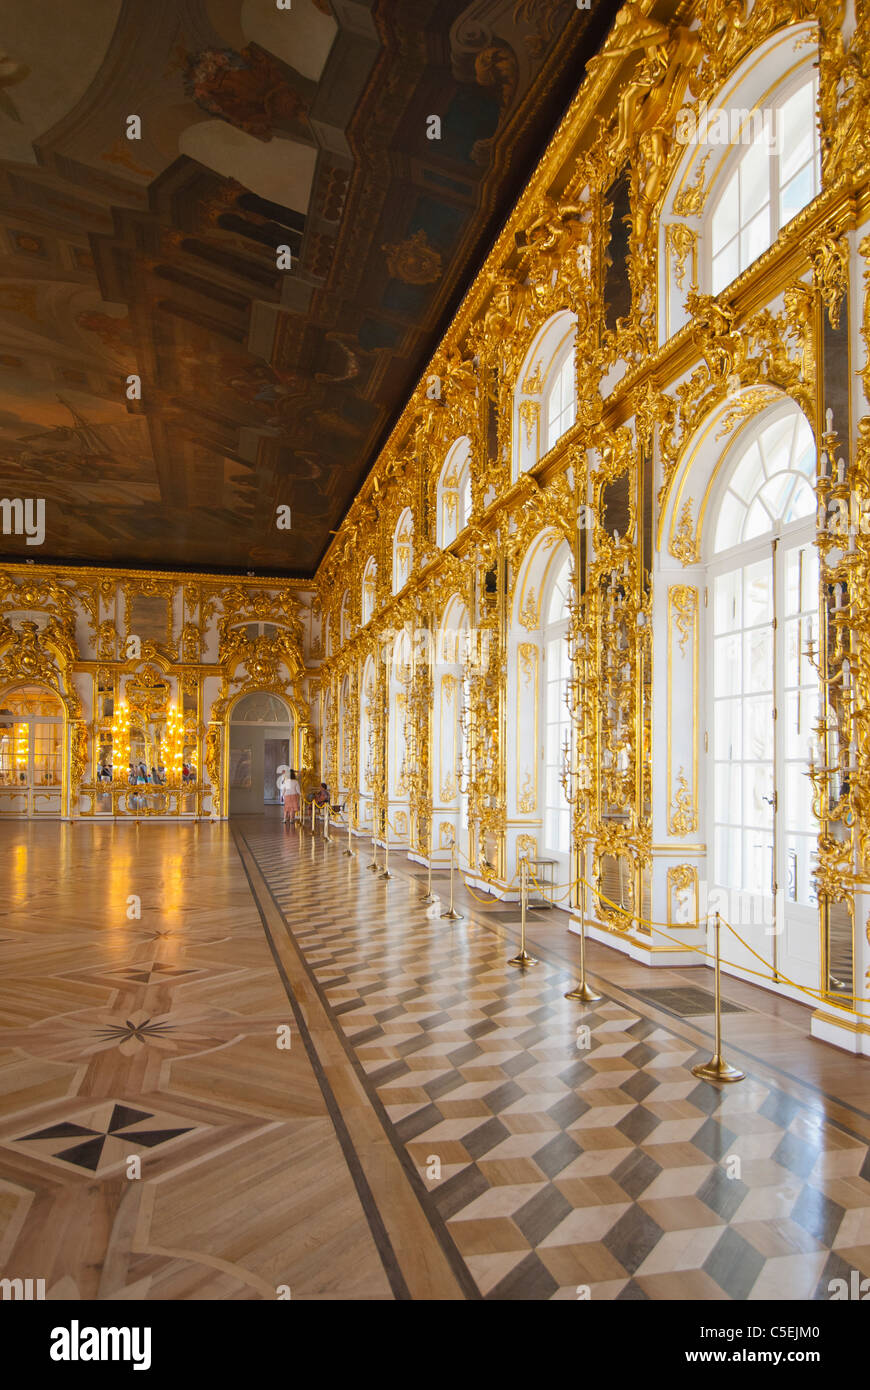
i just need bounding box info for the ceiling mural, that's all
[0,0,619,576]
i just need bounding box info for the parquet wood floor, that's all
[2,813,869,1301]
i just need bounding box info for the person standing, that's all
[278,767,302,825]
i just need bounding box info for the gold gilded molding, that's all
[670,584,697,658]
[671,497,700,566]
[666,222,698,294]
[668,862,699,927]
[672,151,711,217]
[670,768,698,837]
[667,581,699,841]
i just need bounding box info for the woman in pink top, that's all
[278,767,301,825]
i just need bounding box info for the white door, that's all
[710,532,819,993]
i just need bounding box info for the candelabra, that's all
[111,700,130,782]
[806,405,869,1002]
[808,409,859,834]
[159,703,185,785]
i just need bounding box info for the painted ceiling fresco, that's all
[0,0,619,576]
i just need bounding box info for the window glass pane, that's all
[744,696,773,760]
[711,240,739,295]
[729,442,763,502]
[744,496,771,541]
[714,490,745,552]
[714,570,742,632]
[712,181,739,249]
[785,762,815,834]
[715,825,741,886]
[715,698,742,760]
[760,472,796,517]
[546,556,571,624]
[801,544,819,609]
[460,472,471,530]
[739,140,770,220]
[744,829,773,892]
[779,83,815,184]
[715,633,742,695]
[780,164,815,225]
[715,762,741,821]
[745,628,772,692]
[794,432,815,477]
[741,207,771,266]
[784,616,801,685]
[744,560,772,626]
[758,414,794,475]
[786,478,815,521]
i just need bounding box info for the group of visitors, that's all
[276,767,330,826]
[95,762,197,786]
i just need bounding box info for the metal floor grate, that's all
[635,985,745,1017]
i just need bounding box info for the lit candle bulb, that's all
[826,408,834,434]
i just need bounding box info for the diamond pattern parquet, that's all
[240,822,870,1301]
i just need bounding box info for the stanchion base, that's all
[691,1054,745,1083]
[379,869,393,880]
[508,951,538,969]
[565,981,601,1002]
[440,908,463,920]
[420,894,437,904]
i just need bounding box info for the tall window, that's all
[710,77,820,293]
[513,311,577,480]
[709,408,819,988]
[393,509,413,594]
[437,438,471,548]
[361,558,376,626]
[545,350,576,453]
[543,552,572,857]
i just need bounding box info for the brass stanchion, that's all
[343,799,355,857]
[565,869,600,1002]
[692,912,745,1083]
[508,859,537,969]
[366,800,380,871]
[310,797,316,833]
[440,836,463,921]
[379,811,392,880]
[323,803,331,842]
[420,820,436,904]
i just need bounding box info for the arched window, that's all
[708,405,819,990]
[512,310,577,480]
[437,438,472,548]
[361,558,377,626]
[660,27,821,343]
[709,76,820,294]
[714,408,816,552]
[392,508,413,594]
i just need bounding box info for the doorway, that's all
[228,692,295,815]
[0,685,65,817]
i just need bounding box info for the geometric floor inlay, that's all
[10,1101,200,1175]
[240,824,870,1301]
